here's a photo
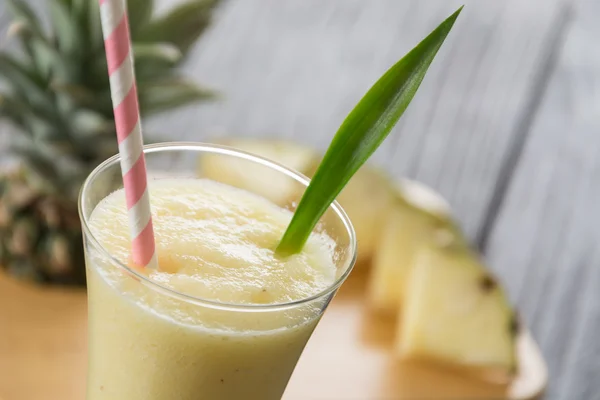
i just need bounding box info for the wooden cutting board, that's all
[0,271,546,400]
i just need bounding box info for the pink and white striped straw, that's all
[99,0,158,269]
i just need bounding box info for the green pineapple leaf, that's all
[74,135,119,168]
[0,94,57,125]
[70,110,113,137]
[50,82,96,106]
[17,29,73,83]
[0,94,61,135]
[28,117,59,142]
[128,0,155,36]
[277,7,462,255]
[49,0,82,59]
[70,0,89,29]
[11,145,62,188]
[11,27,52,81]
[135,0,218,55]
[0,95,71,147]
[88,54,110,92]
[57,0,73,8]
[0,93,28,129]
[133,43,182,65]
[138,78,215,115]
[133,43,182,80]
[0,55,52,111]
[6,0,46,72]
[6,0,43,35]
[87,0,104,53]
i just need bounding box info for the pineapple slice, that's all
[199,139,318,206]
[368,180,455,313]
[398,231,517,377]
[334,166,395,265]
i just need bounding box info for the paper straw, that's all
[98,0,158,269]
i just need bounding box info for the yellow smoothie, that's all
[86,178,338,400]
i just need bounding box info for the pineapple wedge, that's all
[199,138,395,264]
[368,180,455,313]
[334,166,395,265]
[199,139,318,206]
[398,231,517,377]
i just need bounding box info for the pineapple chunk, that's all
[398,233,517,375]
[199,139,318,206]
[335,166,395,265]
[368,180,454,313]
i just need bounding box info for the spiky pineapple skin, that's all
[0,169,85,285]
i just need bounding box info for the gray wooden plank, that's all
[386,0,571,241]
[485,0,600,398]
[147,0,570,242]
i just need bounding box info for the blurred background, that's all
[0,0,598,399]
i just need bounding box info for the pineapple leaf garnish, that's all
[277,7,462,255]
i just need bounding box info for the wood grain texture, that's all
[484,0,600,399]
[0,275,87,399]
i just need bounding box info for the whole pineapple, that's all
[0,0,219,285]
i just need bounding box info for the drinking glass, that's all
[78,142,357,400]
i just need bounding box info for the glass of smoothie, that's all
[78,142,357,400]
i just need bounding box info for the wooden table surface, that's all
[1,0,599,399]
[0,269,549,400]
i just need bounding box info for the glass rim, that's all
[78,142,357,312]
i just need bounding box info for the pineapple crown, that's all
[0,0,218,199]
